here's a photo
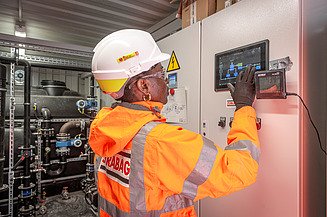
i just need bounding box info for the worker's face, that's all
[132,63,168,104]
[146,63,169,104]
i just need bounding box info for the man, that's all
[89,29,260,217]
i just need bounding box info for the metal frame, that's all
[8,62,15,217]
[0,33,93,57]
[0,32,93,71]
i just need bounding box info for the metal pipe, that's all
[59,121,81,134]
[21,59,32,212]
[0,64,7,192]
[30,63,91,72]
[41,107,51,166]
[45,165,65,177]
[90,76,95,98]
[40,107,67,176]
[41,107,51,120]
[0,57,35,216]
[59,120,90,134]
[40,174,86,185]
[18,0,22,22]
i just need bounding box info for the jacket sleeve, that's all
[152,106,260,201]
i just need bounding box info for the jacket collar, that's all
[112,101,164,119]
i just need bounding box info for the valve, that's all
[56,147,70,156]
[76,99,97,110]
[39,205,47,215]
[13,151,30,170]
[61,187,70,200]
[73,139,83,148]
[45,147,51,154]
[76,99,86,109]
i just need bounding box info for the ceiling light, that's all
[14,24,26,37]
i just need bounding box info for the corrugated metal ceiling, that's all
[0,0,179,48]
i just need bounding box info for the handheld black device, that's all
[254,69,287,99]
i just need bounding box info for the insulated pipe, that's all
[0,64,7,191]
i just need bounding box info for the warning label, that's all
[226,99,236,108]
[167,51,181,72]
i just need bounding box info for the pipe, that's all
[59,120,90,134]
[41,107,51,120]
[53,120,90,177]
[90,76,95,98]
[32,63,91,72]
[46,164,65,177]
[41,107,51,167]
[21,59,33,213]
[0,64,7,191]
[59,121,81,134]
[40,107,66,176]
[40,174,86,185]
[0,57,35,215]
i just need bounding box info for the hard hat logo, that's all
[117,51,139,63]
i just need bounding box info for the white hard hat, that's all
[92,29,170,99]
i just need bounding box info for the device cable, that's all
[286,92,326,155]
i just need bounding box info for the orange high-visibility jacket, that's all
[89,101,260,217]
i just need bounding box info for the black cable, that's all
[82,113,95,119]
[286,92,326,155]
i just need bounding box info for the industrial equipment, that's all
[0,0,324,216]
[0,43,97,216]
[158,0,326,216]
[254,69,287,99]
[214,40,269,91]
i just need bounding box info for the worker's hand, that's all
[227,65,256,111]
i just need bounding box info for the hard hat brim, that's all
[97,78,129,93]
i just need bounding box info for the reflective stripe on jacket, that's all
[89,102,260,217]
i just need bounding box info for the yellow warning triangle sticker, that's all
[167,51,180,72]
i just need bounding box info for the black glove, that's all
[227,65,256,111]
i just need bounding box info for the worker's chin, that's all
[162,96,168,105]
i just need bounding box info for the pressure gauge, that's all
[14,69,24,85]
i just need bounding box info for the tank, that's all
[0,80,90,215]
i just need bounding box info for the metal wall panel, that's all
[157,22,201,215]
[31,67,86,94]
[302,0,327,216]
[200,0,300,216]
[158,22,201,133]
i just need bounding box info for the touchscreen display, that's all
[254,69,287,99]
[168,73,177,89]
[258,74,281,94]
[215,40,269,91]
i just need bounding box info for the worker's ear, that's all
[136,78,150,95]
